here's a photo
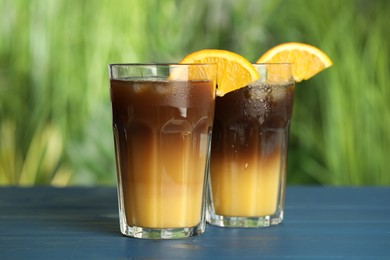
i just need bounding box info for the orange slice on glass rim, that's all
[256,42,333,82]
[179,49,260,96]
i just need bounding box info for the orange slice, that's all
[168,63,218,84]
[179,49,260,96]
[256,42,333,82]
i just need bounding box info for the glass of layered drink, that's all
[207,63,294,227]
[109,64,217,238]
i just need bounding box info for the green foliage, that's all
[282,0,390,185]
[0,0,389,186]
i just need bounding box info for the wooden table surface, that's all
[0,186,389,259]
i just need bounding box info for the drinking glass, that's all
[207,63,294,227]
[109,64,217,238]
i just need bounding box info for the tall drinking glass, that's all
[207,63,294,227]
[109,64,217,238]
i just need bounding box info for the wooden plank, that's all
[0,186,389,259]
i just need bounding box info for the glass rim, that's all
[108,63,218,67]
[252,62,292,65]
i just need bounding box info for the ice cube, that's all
[132,82,148,93]
[271,85,286,102]
[247,83,269,100]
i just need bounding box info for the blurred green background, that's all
[1,0,389,186]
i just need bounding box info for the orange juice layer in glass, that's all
[110,79,214,228]
[210,81,294,217]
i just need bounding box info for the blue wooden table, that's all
[0,186,389,259]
